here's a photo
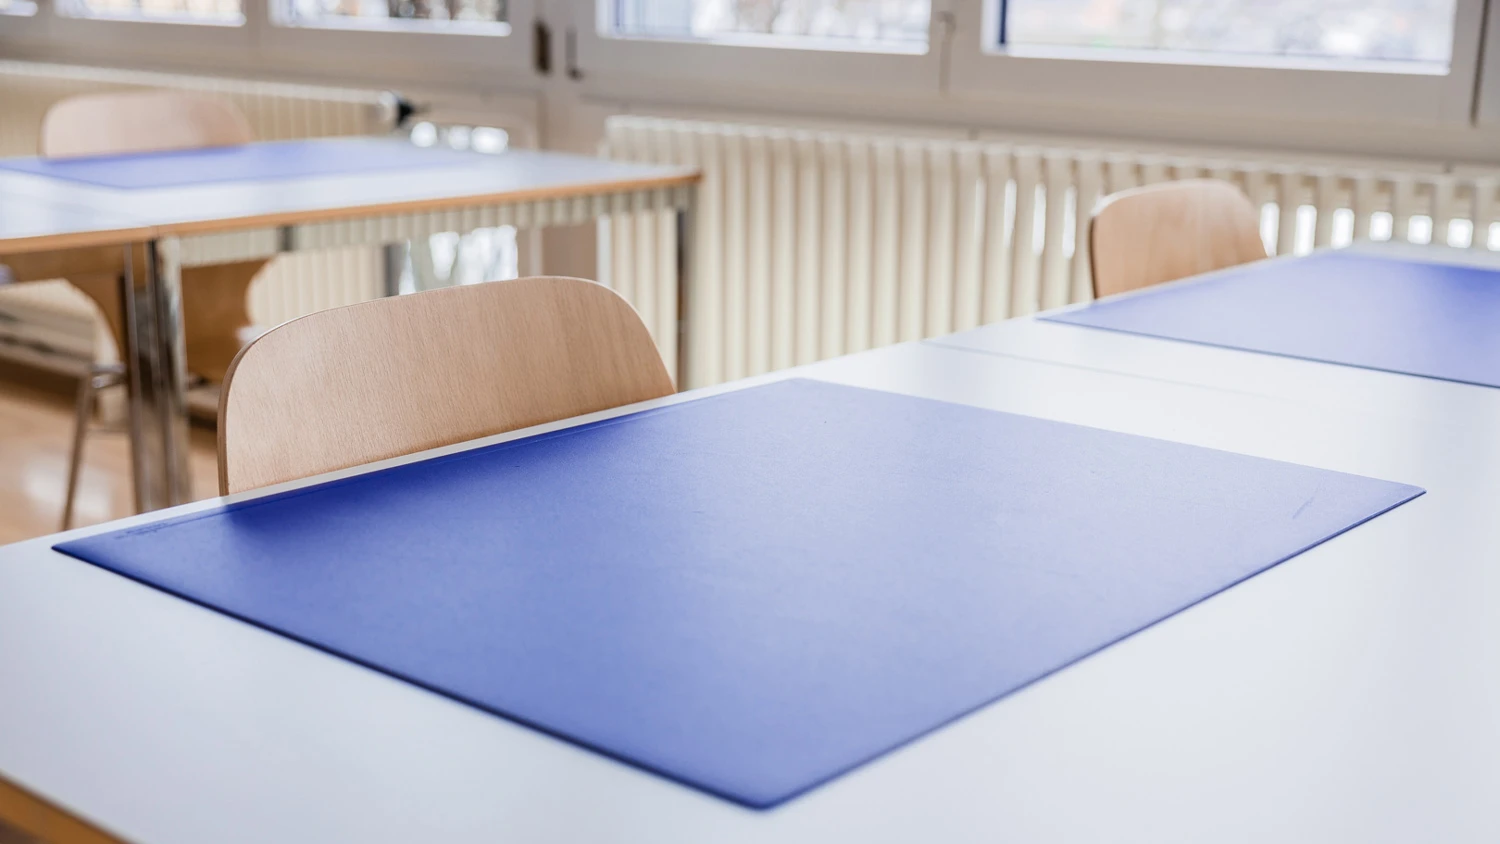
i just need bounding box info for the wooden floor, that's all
[0,367,218,546]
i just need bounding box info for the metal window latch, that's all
[566,27,583,81]
[375,91,428,131]
[534,19,553,76]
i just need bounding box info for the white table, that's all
[3,244,1498,843]
[0,141,699,512]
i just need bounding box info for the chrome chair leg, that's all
[61,363,126,532]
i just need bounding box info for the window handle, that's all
[566,26,583,81]
[534,19,553,76]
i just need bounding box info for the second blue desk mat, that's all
[0,138,486,190]
[55,380,1422,808]
[1044,252,1500,388]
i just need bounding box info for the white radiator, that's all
[603,116,1500,389]
[0,60,395,347]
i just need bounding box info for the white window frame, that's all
[1472,0,1500,125]
[573,0,946,99]
[0,0,48,49]
[0,0,1494,155]
[946,0,1487,128]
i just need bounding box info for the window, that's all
[1003,0,1458,70]
[276,0,508,31]
[945,0,1480,126]
[608,0,931,52]
[397,122,518,293]
[0,0,38,15]
[586,0,941,98]
[56,0,243,22]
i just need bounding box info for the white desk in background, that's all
[928,241,1500,423]
[3,278,1498,841]
[0,140,699,513]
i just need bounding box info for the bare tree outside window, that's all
[609,0,1454,63]
[612,0,931,49]
[1007,0,1457,67]
[280,0,506,27]
[58,0,241,21]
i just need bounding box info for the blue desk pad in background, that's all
[0,138,486,190]
[1045,252,1500,388]
[55,380,1422,808]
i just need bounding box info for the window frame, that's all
[0,0,48,48]
[0,0,1494,156]
[1473,0,1500,125]
[944,0,1486,128]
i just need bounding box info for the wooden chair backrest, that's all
[217,276,675,495]
[40,91,253,159]
[37,93,263,381]
[1089,179,1268,299]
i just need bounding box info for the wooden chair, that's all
[42,91,269,527]
[42,91,268,385]
[41,90,254,159]
[1089,179,1268,299]
[217,276,674,495]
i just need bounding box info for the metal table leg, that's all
[675,189,697,391]
[381,243,406,298]
[122,237,192,511]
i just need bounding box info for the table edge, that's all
[1,773,128,844]
[0,169,701,250]
[152,171,701,238]
[0,228,153,255]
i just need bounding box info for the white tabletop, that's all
[0,140,697,250]
[929,241,1500,424]
[0,195,152,253]
[3,247,1499,842]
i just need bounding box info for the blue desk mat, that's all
[0,138,485,190]
[1045,252,1500,388]
[54,379,1422,808]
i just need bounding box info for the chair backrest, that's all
[1089,179,1268,299]
[40,91,253,159]
[217,276,675,495]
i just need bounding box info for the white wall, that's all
[5,0,1499,279]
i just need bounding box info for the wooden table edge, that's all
[150,170,703,238]
[0,774,127,844]
[0,171,700,253]
[0,229,151,256]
